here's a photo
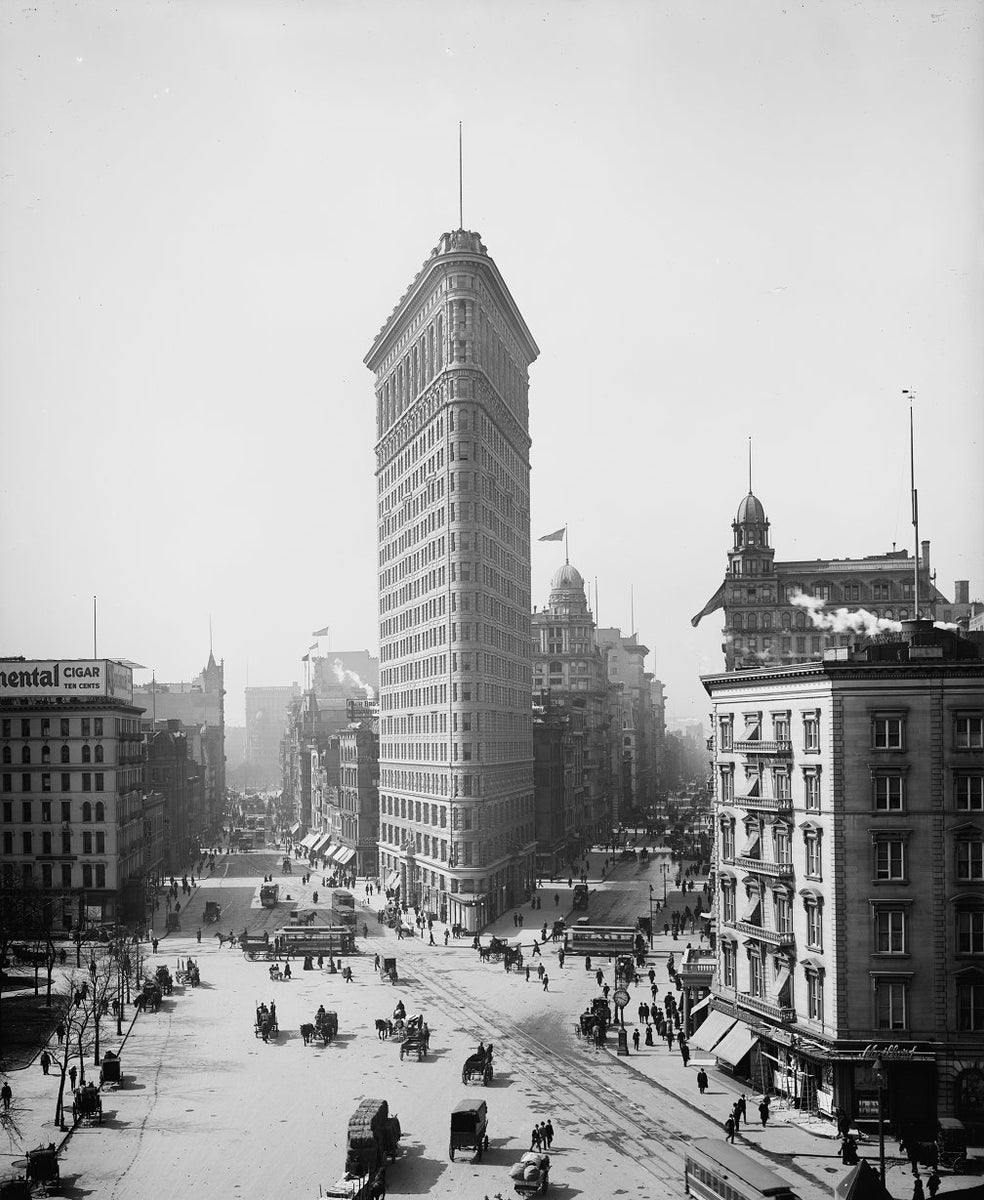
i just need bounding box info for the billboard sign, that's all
[0,660,133,703]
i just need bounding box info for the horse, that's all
[300,1023,315,1045]
[899,1134,939,1171]
[215,931,236,949]
[368,1166,387,1200]
[374,1019,393,1040]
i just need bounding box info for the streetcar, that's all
[684,1139,800,1200]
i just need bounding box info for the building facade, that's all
[245,683,301,789]
[693,488,951,671]
[365,228,539,931]
[309,717,380,880]
[596,628,654,824]
[702,623,984,1136]
[1,659,149,930]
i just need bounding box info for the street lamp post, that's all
[648,885,655,948]
[873,1057,886,1184]
[661,861,670,902]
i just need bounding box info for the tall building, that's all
[245,684,300,788]
[596,628,654,822]
[1,658,149,929]
[365,228,539,932]
[692,487,950,670]
[701,623,984,1135]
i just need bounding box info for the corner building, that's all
[365,229,539,932]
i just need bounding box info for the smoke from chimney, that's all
[332,658,376,701]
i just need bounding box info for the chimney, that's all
[955,580,970,605]
[921,540,931,573]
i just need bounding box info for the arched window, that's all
[94,745,103,763]
[95,802,105,821]
[41,745,50,763]
[61,745,70,763]
[81,745,91,764]
[795,612,806,630]
[82,802,92,822]
[21,746,30,764]
[1,747,9,765]
[781,612,791,631]
[747,613,758,632]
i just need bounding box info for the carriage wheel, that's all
[449,1145,455,1161]
[247,951,257,961]
[461,1069,467,1084]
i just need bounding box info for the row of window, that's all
[3,830,106,855]
[2,717,106,738]
[2,773,106,793]
[2,862,107,889]
[720,711,983,753]
[2,800,106,823]
[2,743,105,764]
[721,765,984,811]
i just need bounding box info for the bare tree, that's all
[48,953,120,1130]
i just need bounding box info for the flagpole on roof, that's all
[565,524,569,565]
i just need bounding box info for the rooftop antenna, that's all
[904,389,920,616]
[458,122,463,229]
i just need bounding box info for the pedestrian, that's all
[666,1028,674,1051]
[927,1170,941,1199]
[724,1114,736,1143]
[731,1102,741,1130]
[525,965,530,982]
[759,1097,770,1126]
[645,1025,654,1046]
[558,949,565,968]
[56,1022,65,1045]
[638,1003,646,1023]
[197,927,202,943]
[429,931,435,945]
[532,940,541,956]
[632,1028,640,1051]
[841,1137,860,1166]
[69,1065,77,1090]
[596,969,604,987]
[444,929,450,945]
[89,958,97,980]
[538,1121,548,1148]
[537,963,545,980]
[283,962,292,980]
[152,937,159,953]
[836,1107,851,1139]
[913,1181,925,1200]
[542,973,549,991]
[602,984,611,1000]
[680,1042,690,1066]
[531,1126,542,1151]
[737,1094,747,1125]
[651,984,658,1002]
[696,1068,708,1095]
[554,893,559,907]
[39,1050,51,1075]
[677,1029,686,1049]
[545,1119,554,1148]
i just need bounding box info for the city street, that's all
[2,848,965,1200]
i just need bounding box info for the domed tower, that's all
[549,561,589,618]
[729,491,775,581]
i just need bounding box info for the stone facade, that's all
[703,624,984,1134]
[366,228,539,931]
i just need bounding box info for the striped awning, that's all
[289,823,301,836]
[334,845,356,866]
[300,833,319,850]
[384,870,400,890]
[690,1009,736,1053]
[311,833,333,855]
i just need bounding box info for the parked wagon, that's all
[3,1143,61,1200]
[449,1098,488,1162]
[316,1009,338,1045]
[254,1003,278,1042]
[937,1119,968,1172]
[480,937,509,963]
[380,957,398,984]
[203,900,222,924]
[99,1051,121,1087]
[510,1151,550,1195]
[503,946,524,972]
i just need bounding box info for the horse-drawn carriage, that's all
[2,1143,60,1199]
[71,1083,103,1125]
[137,978,163,1012]
[254,1003,278,1042]
[462,1044,494,1086]
[503,946,524,972]
[316,1008,339,1045]
[154,964,173,995]
[203,900,222,924]
[449,1099,488,1162]
[379,957,398,984]
[175,959,200,987]
[901,1119,969,1174]
[510,1151,550,1195]
[242,934,275,960]
[99,1051,121,1087]
[398,1015,429,1061]
[479,937,510,963]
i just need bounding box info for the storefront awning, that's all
[311,833,333,855]
[326,844,347,863]
[384,870,400,890]
[335,845,356,866]
[300,833,319,850]
[690,995,712,1014]
[714,1023,759,1067]
[690,1009,736,1052]
[289,823,301,836]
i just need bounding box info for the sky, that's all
[2,0,982,727]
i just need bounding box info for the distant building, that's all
[246,684,300,789]
[132,652,225,831]
[703,622,984,1135]
[596,627,655,823]
[145,719,204,874]
[308,716,380,880]
[692,488,951,670]
[0,658,150,929]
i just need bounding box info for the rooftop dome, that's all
[736,492,767,524]
[551,562,584,591]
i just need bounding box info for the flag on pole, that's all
[538,527,566,542]
[308,642,318,651]
[312,626,330,637]
[301,654,310,663]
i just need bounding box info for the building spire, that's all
[748,436,753,493]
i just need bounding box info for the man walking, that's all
[69,1065,77,1090]
[544,1119,554,1149]
[696,1068,709,1095]
[40,1050,51,1075]
[737,1094,747,1126]
[632,1028,640,1051]
[724,1114,736,1143]
[759,1097,770,1126]
[542,973,549,991]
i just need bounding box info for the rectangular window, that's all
[41,801,51,822]
[956,715,984,750]
[874,775,904,811]
[773,771,791,800]
[82,864,92,888]
[61,800,71,821]
[876,980,908,1030]
[773,714,790,742]
[804,772,821,812]
[957,840,984,882]
[958,983,984,1031]
[719,718,733,752]
[807,973,823,1021]
[60,864,72,887]
[95,865,106,888]
[93,718,103,736]
[722,883,736,925]
[61,773,70,791]
[803,713,819,752]
[956,776,984,811]
[805,834,822,878]
[874,838,906,881]
[874,909,907,953]
[749,950,765,998]
[82,774,91,792]
[873,716,904,750]
[957,910,984,955]
[720,819,735,862]
[21,800,31,822]
[722,943,737,989]
[21,773,31,792]
[719,768,734,804]
[60,718,70,737]
[806,903,823,950]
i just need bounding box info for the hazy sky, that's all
[2,0,981,728]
